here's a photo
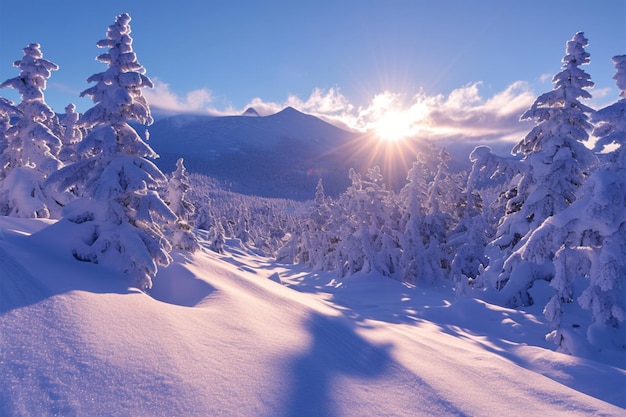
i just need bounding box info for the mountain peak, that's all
[277,106,302,116]
[242,107,260,117]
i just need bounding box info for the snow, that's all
[1,216,624,416]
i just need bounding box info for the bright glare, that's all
[375,109,414,142]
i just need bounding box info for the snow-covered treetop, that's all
[0,43,58,122]
[515,32,595,158]
[592,55,626,159]
[562,31,591,67]
[523,32,593,117]
[61,103,82,146]
[613,55,626,98]
[80,13,154,128]
[1,43,58,102]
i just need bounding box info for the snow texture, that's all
[0,216,624,416]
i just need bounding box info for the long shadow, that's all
[1,220,216,314]
[149,252,216,307]
[284,312,465,417]
[0,244,54,315]
[286,313,391,417]
[280,267,626,410]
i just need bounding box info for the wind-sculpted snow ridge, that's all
[0,216,624,416]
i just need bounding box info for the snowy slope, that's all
[1,216,625,416]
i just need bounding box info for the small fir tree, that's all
[0,44,62,218]
[58,103,83,164]
[164,158,199,252]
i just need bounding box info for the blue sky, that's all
[0,0,624,141]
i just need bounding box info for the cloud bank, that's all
[145,79,539,145]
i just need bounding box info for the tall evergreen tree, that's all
[0,44,62,218]
[480,32,597,307]
[45,13,175,289]
[398,155,429,284]
[336,167,400,278]
[461,146,522,292]
[576,54,626,350]
[525,54,626,352]
[423,147,462,281]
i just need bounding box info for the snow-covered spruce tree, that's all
[58,103,83,164]
[278,178,338,269]
[335,167,400,278]
[479,32,597,308]
[306,178,336,270]
[398,154,430,284]
[0,98,19,181]
[526,54,625,352]
[195,201,225,253]
[455,146,522,293]
[45,13,175,289]
[0,44,62,218]
[423,147,464,281]
[449,149,490,296]
[577,54,626,350]
[163,158,199,252]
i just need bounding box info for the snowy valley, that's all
[0,12,625,417]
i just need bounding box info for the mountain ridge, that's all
[147,107,362,200]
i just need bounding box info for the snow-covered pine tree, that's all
[449,149,491,296]
[207,213,226,253]
[58,103,83,164]
[398,154,429,284]
[480,32,597,308]
[164,158,199,252]
[306,178,334,269]
[423,147,462,281]
[194,201,225,254]
[0,44,62,218]
[521,60,626,351]
[570,54,625,351]
[45,13,175,289]
[459,146,522,292]
[277,180,321,265]
[0,98,19,181]
[336,167,400,278]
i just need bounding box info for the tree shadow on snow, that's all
[0,225,133,315]
[149,252,216,307]
[285,313,391,417]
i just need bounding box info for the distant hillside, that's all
[146,106,507,200]
[147,107,364,200]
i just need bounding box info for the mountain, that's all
[146,106,497,200]
[147,107,364,200]
[242,107,260,117]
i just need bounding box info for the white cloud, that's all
[143,78,215,114]
[343,82,536,143]
[540,73,553,83]
[145,80,538,145]
[287,87,354,114]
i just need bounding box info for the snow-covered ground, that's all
[1,216,624,416]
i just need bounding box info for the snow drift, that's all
[1,216,624,416]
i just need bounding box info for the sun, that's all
[374,109,414,143]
